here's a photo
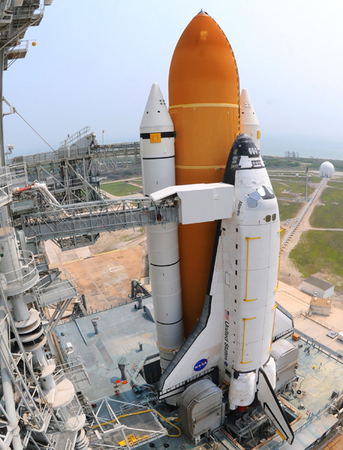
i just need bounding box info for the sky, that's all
[3,0,343,159]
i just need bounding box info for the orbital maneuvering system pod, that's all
[140,10,294,446]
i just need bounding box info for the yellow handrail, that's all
[241,317,256,364]
[92,408,181,438]
[274,228,283,292]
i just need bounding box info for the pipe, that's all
[0,49,9,227]
[10,294,29,322]
[32,182,61,207]
[0,307,22,450]
[13,184,34,193]
[49,298,72,335]
[130,357,146,387]
[0,288,61,431]
[0,432,13,450]
[13,182,61,208]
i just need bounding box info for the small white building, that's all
[301,276,334,299]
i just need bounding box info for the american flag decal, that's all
[225,310,230,321]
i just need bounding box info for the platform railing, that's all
[3,250,39,295]
[59,126,91,148]
[22,196,179,244]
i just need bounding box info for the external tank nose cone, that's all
[169,12,239,106]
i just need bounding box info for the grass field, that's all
[101,181,142,197]
[310,186,343,228]
[278,202,304,221]
[310,176,322,183]
[272,184,295,198]
[269,176,316,221]
[289,230,343,289]
[263,155,343,172]
[327,179,343,187]
[270,178,314,198]
[131,178,143,186]
[269,174,321,183]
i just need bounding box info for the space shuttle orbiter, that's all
[156,134,294,444]
[139,10,294,445]
[140,99,294,442]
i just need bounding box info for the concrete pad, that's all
[276,281,312,316]
[57,300,158,401]
[277,281,343,357]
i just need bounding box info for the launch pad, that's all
[1,3,343,450]
[55,290,343,449]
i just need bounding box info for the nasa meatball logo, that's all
[194,358,208,372]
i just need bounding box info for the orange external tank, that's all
[169,11,240,336]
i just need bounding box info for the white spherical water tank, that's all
[319,161,335,178]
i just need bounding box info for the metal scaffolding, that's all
[9,127,140,205]
[21,196,179,250]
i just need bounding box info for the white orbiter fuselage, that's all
[219,134,280,408]
[157,134,294,444]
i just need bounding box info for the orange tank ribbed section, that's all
[169,12,240,336]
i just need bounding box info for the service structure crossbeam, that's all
[9,141,141,205]
[10,141,140,168]
[21,197,179,244]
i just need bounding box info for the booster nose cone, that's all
[140,83,175,196]
[140,82,174,133]
[240,88,261,150]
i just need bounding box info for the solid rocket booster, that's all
[240,88,261,150]
[169,11,240,336]
[140,83,184,369]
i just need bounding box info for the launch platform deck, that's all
[56,291,343,450]
[56,300,158,401]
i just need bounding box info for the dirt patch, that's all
[62,245,143,311]
[45,229,148,313]
[279,251,303,288]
